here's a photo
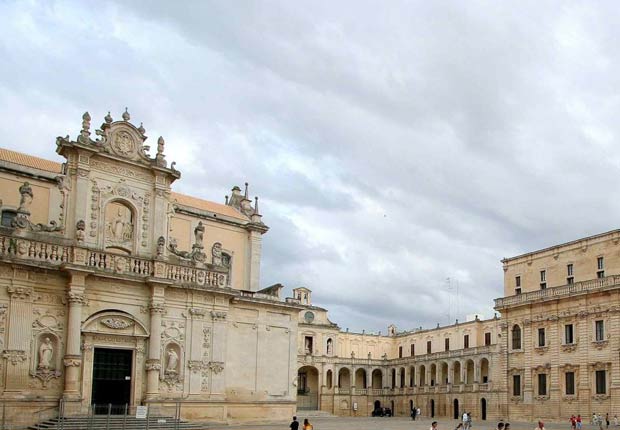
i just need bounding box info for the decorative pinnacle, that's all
[225,195,229,205]
[81,112,91,132]
[122,107,130,121]
[138,122,145,134]
[254,196,260,215]
[244,182,249,199]
[157,136,165,155]
[104,111,113,124]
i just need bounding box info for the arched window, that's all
[511,325,522,350]
[326,338,333,355]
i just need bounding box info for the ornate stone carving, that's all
[17,182,33,214]
[67,292,87,305]
[90,160,151,182]
[211,311,227,322]
[188,360,206,373]
[101,318,134,330]
[63,357,81,367]
[7,286,33,300]
[76,220,86,243]
[2,350,26,365]
[112,131,136,157]
[145,359,161,371]
[105,202,133,250]
[212,242,223,266]
[150,303,166,314]
[189,307,206,318]
[208,361,224,374]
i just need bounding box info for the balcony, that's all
[495,275,620,310]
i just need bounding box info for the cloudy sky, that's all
[2,1,620,332]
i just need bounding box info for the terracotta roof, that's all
[170,192,247,220]
[0,147,62,174]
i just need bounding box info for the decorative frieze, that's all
[2,349,26,365]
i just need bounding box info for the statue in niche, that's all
[212,242,222,266]
[326,339,333,355]
[38,337,54,370]
[165,348,179,374]
[17,182,33,213]
[105,202,133,248]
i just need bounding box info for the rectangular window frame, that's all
[463,334,470,349]
[565,371,575,395]
[595,320,605,342]
[537,327,546,347]
[565,324,574,345]
[538,373,547,396]
[567,263,574,277]
[484,332,491,346]
[596,370,607,395]
[444,338,450,351]
[512,374,521,397]
[426,340,432,354]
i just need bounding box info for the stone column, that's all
[145,283,166,399]
[3,280,34,393]
[209,310,227,398]
[447,362,454,385]
[246,229,263,291]
[63,271,87,399]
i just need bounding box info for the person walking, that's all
[463,411,469,430]
[570,415,577,430]
[289,416,299,430]
[607,413,610,430]
[577,415,583,430]
[467,411,473,429]
[614,415,618,427]
[535,421,545,430]
[496,422,505,430]
[303,418,313,430]
[411,407,417,421]
[430,421,439,430]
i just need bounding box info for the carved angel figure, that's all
[38,337,53,370]
[194,221,204,247]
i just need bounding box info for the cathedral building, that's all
[0,110,618,426]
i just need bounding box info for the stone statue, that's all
[212,242,222,266]
[17,182,33,213]
[194,222,204,248]
[156,236,165,257]
[326,339,333,355]
[38,337,53,370]
[351,351,355,358]
[368,352,372,359]
[76,220,86,243]
[165,348,178,374]
[157,136,165,155]
[106,206,133,244]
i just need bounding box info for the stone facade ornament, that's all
[156,236,165,257]
[211,311,227,321]
[76,220,86,243]
[208,361,224,374]
[145,359,161,371]
[101,318,134,330]
[212,242,222,266]
[2,350,27,365]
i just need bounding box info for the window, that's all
[565,324,574,344]
[512,374,521,396]
[410,344,415,356]
[515,288,522,295]
[565,372,575,395]
[398,346,403,358]
[484,332,492,346]
[426,341,431,354]
[596,370,606,394]
[304,336,313,354]
[567,276,574,285]
[540,283,546,290]
[511,325,521,350]
[567,263,574,276]
[444,338,450,351]
[538,328,546,347]
[595,320,605,342]
[597,257,605,278]
[0,210,16,227]
[515,276,521,287]
[540,270,546,282]
[463,334,470,349]
[538,373,547,396]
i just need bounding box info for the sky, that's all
[2,1,620,333]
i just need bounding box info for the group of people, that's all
[588,413,618,430]
[289,416,313,430]
[411,406,421,420]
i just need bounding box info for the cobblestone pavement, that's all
[206,416,611,430]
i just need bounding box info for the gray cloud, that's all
[2,0,620,332]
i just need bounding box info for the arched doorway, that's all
[391,400,395,415]
[430,399,435,417]
[297,366,319,410]
[355,368,367,388]
[372,369,383,388]
[453,398,459,419]
[481,398,487,420]
[409,399,414,413]
[338,367,351,389]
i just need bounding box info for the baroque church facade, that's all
[0,110,618,425]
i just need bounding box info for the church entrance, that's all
[91,348,133,414]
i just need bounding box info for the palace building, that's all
[0,110,618,426]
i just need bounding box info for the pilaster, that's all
[63,271,87,399]
[209,310,227,398]
[145,283,166,399]
[3,280,34,393]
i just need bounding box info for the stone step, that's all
[27,415,204,430]
[297,410,336,418]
